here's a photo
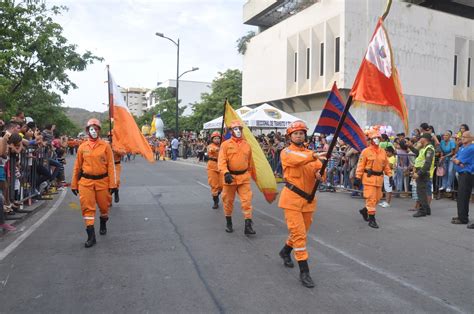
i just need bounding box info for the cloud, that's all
[49,0,253,111]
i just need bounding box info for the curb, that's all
[7,200,49,228]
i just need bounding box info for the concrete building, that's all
[242,0,474,133]
[145,79,211,116]
[119,87,149,117]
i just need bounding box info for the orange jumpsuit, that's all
[355,145,392,215]
[159,141,166,160]
[71,139,116,226]
[207,143,223,196]
[218,137,254,219]
[278,144,323,262]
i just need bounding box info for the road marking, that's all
[0,190,67,262]
[173,160,207,169]
[195,180,464,313]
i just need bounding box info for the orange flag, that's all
[108,69,154,162]
[350,18,409,133]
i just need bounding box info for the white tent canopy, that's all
[241,103,303,128]
[202,106,252,129]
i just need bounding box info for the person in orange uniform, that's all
[159,139,167,161]
[71,119,117,248]
[207,131,223,209]
[218,120,256,235]
[278,121,324,288]
[354,129,392,229]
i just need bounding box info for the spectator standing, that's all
[439,131,456,192]
[411,133,435,218]
[380,146,396,207]
[451,131,474,228]
[171,136,179,161]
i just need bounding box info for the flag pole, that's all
[381,0,392,21]
[219,98,228,143]
[308,95,353,202]
[107,65,113,144]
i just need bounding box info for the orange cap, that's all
[86,118,101,128]
[210,131,221,139]
[286,120,308,136]
[368,129,381,139]
[229,120,243,129]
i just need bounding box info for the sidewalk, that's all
[1,197,49,235]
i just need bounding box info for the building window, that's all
[453,55,457,86]
[294,52,298,82]
[320,43,324,76]
[335,37,340,73]
[306,48,310,79]
[468,57,471,88]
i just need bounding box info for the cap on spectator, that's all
[25,117,34,124]
[420,133,432,140]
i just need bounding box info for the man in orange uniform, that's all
[354,130,391,229]
[278,121,324,288]
[218,120,256,235]
[207,131,223,209]
[71,119,117,248]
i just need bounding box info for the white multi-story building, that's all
[119,87,149,117]
[145,79,211,116]
[242,0,474,133]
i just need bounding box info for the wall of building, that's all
[157,80,211,116]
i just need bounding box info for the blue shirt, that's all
[455,144,474,174]
[440,139,456,155]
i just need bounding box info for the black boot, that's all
[298,260,315,288]
[212,196,219,209]
[85,226,96,248]
[99,217,108,235]
[114,189,120,203]
[359,207,369,221]
[368,215,379,228]
[279,244,294,268]
[244,219,256,235]
[413,210,427,218]
[225,216,233,233]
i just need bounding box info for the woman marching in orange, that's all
[354,129,391,229]
[278,121,325,288]
[71,119,117,248]
[207,131,223,209]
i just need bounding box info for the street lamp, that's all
[155,32,198,136]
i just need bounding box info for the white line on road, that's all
[174,160,207,169]
[195,180,464,313]
[0,190,67,262]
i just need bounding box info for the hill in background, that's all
[65,107,108,129]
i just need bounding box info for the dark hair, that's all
[420,123,429,130]
[45,124,53,130]
[381,133,389,141]
[460,124,469,131]
[429,125,435,134]
[5,121,20,130]
[7,133,22,145]
[15,109,24,117]
[397,132,405,137]
[385,146,395,154]
[399,140,408,150]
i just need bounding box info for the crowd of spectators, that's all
[0,110,73,231]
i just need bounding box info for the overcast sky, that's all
[51,0,253,112]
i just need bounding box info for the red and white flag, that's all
[108,70,154,162]
[350,18,409,133]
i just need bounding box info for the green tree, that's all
[0,0,102,133]
[236,31,256,55]
[136,87,183,132]
[186,69,242,131]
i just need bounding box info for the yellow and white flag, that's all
[223,100,277,203]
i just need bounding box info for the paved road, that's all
[0,156,472,313]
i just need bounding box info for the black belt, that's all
[364,169,383,177]
[285,182,312,202]
[208,157,217,162]
[115,161,121,165]
[229,169,247,175]
[82,173,108,180]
